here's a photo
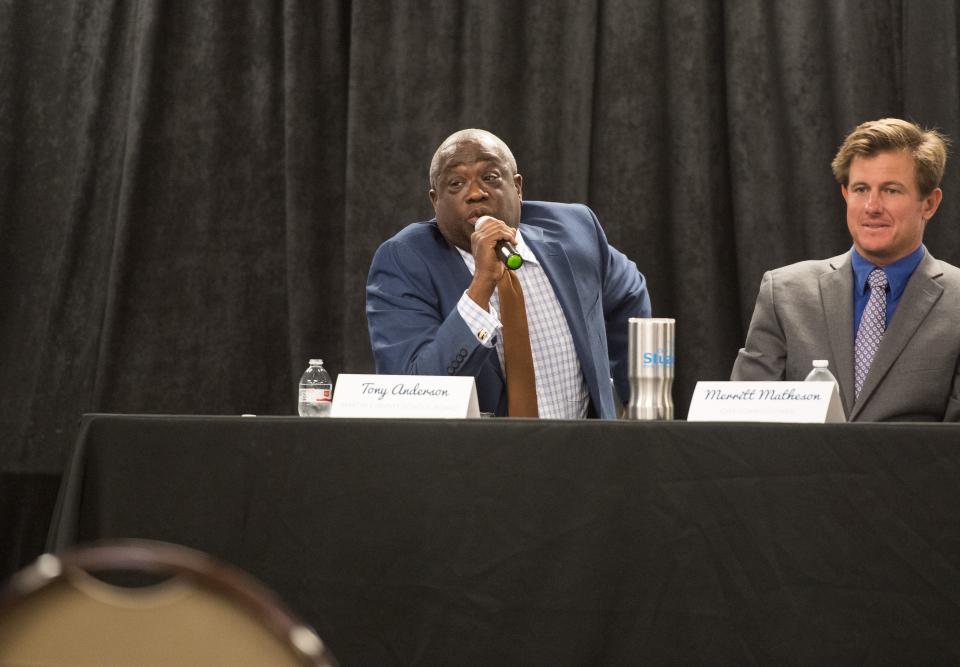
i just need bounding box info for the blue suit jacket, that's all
[365,201,651,418]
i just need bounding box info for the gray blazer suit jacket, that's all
[731,249,960,421]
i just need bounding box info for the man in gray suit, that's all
[732,118,960,421]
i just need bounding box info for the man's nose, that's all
[865,192,882,214]
[464,180,488,202]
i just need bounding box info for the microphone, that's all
[475,215,523,270]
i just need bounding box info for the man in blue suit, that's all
[365,129,651,418]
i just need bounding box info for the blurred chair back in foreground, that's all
[0,539,339,666]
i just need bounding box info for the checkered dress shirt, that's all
[455,231,589,418]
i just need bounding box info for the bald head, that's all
[429,129,518,189]
[427,128,524,252]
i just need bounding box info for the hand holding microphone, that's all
[475,215,523,270]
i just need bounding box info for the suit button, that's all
[447,366,455,374]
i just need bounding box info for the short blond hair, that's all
[831,118,948,197]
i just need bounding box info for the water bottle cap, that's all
[812,359,829,368]
[308,358,323,366]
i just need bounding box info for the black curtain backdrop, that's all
[2,0,960,565]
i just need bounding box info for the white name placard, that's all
[687,381,845,423]
[330,374,480,419]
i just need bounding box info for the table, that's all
[48,414,960,665]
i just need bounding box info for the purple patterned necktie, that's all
[854,268,888,398]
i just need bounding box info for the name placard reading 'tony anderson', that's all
[687,381,845,423]
[331,374,480,419]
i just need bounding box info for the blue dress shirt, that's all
[851,244,926,335]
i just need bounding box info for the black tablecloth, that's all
[48,414,960,665]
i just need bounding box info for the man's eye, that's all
[483,173,501,182]
[883,187,901,194]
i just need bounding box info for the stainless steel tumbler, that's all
[627,317,675,420]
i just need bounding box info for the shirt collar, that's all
[851,244,925,299]
[455,228,539,272]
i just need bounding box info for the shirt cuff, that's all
[457,291,502,348]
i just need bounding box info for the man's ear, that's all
[429,188,438,208]
[514,174,523,199]
[922,187,943,220]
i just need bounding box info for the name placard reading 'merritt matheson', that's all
[687,381,845,423]
[331,374,480,419]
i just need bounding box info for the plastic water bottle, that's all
[804,359,839,394]
[298,359,333,417]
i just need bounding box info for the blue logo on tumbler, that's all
[642,349,674,367]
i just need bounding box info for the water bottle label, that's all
[641,348,674,367]
[300,387,332,403]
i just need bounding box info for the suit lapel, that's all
[819,253,855,416]
[851,251,944,419]
[520,224,599,386]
